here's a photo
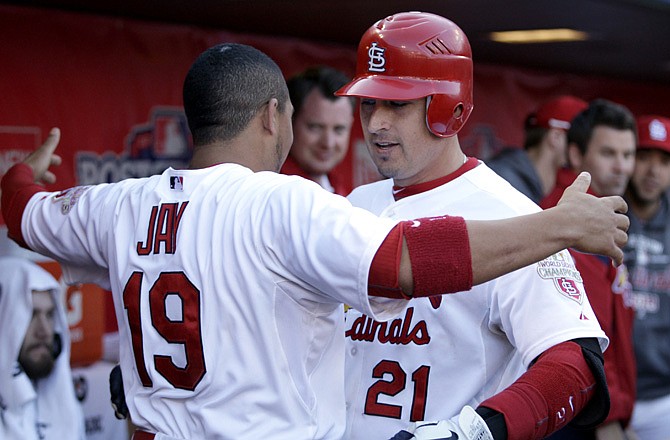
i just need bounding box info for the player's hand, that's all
[387,406,493,440]
[22,127,62,185]
[109,364,129,420]
[556,171,629,266]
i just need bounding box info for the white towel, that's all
[0,256,85,440]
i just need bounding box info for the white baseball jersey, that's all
[20,163,408,439]
[343,161,608,439]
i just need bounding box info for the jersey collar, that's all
[392,157,480,201]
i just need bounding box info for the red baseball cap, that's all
[529,95,588,130]
[637,115,670,154]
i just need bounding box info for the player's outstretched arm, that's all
[464,172,628,286]
[390,172,628,297]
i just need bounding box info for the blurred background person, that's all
[487,95,587,204]
[280,65,355,195]
[624,115,670,440]
[0,256,85,440]
[541,99,637,440]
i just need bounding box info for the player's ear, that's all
[260,98,280,136]
[567,142,583,170]
[547,128,564,150]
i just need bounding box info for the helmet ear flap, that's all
[426,95,474,137]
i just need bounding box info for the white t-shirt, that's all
[21,163,407,439]
[71,360,130,440]
[343,162,608,439]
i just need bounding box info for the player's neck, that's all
[393,141,465,187]
[528,148,558,196]
[189,112,283,172]
[189,136,276,173]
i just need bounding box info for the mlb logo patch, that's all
[170,176,184,191]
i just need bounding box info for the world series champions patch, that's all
[536,250,584,304]
[53,186,91,215]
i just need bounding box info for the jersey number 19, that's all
[123,271,206,391]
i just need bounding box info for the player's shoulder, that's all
[252,170,355,216]
[158,164,301,199]
[465,164,541,215]
[257,170,341,198]
[56,174,155,207]
[347,179,393,205]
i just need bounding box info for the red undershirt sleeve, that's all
[479,341,598,440]
[403,215,472,296]
[368,215,473,298]
[368,223,407,298]
[1,163,43,248]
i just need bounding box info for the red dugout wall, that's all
[3,5,670,211]
[2,4,670,364]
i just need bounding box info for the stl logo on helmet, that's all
[367,42,386,72]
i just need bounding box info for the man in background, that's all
[280,66,355,195]
[0,256,85,440]
[624,115,670,440]
[541,99,638,439]
[487,95,587,203]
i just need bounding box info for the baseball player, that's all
[337,12,612,440]
[1,43,628,439]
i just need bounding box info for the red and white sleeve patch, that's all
[53,186,91,214]
[535,250,584,304]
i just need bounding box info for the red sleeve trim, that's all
[480,341,597,439]
[404,215,472,296]
[368,223,407,299]
[1,163,43,248]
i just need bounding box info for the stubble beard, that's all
[629,182,659,207]
[19,345,56,380]
[274,140,285,172]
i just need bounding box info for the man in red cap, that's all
[624,115,670,440]
[541,99,637,439]
[487,95,588,203]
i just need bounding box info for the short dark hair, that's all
[183,43,290,146]
[523,113,547,150]
[287,66,354,119]
[568,99,636,155]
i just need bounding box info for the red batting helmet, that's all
[335,11,473,138]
